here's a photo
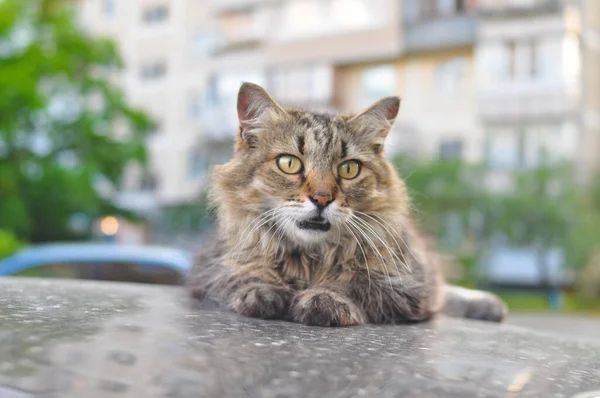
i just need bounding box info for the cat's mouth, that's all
[297,217,331,232]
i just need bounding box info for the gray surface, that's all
[509,313,600,342]
[1,278,600,398]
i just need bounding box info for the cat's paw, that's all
[229,283,293,320]
[290,289,365,327]
[464,291,507,323]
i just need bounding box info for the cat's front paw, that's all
[290,289,365,327]
[229,283,293,320]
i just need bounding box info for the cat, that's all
[187,82,507,326]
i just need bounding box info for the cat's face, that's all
[214,83,406,245]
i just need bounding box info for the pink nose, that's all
[310,192,333,209]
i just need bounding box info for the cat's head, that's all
[214,82,408,245]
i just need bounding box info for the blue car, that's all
[0,242,193,285]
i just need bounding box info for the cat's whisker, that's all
[346,218,393,291]
[228,214,273,263]
[350,215,404,278]
[369,213,416,273]
[244,209,285,262]
[230,208,280,265]
[264,213,294,257]
[260,214,293,273]
[343,223,371,294]
[354,210,411,272]
[230,208,278,254]
[275,215,294,251]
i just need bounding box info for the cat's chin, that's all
[288,226,331,245]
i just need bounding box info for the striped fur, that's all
[188,83,506,326]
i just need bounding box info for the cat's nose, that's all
[309,192,334,210]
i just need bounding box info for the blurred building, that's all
[478,0,600,189]
[76,0,213,212]
[336,0,481,160]
[74,0,600,218]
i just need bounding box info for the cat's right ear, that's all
[236,82,285,148]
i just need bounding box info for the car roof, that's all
[0,243,193,277]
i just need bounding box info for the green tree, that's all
[0,0,154,242]
[394,155,488,283]
[0,229,23,260]
[492,163,578,287]
[394,154,486,245]
[394,154,592,286]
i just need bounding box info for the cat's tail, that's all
[441,285,508,323]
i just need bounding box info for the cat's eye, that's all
[338,160,361,179]
[277,155,303,174]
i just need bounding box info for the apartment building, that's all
[76,0,214,212]
[196,0,402,143]
[74,0,600,222]
[335,0,481,160]
[477,0,600,185]
[337,0,600,175]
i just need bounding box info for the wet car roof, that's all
[1,278,599,397]
[0,243,192,276]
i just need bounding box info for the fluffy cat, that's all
[187,82,507,326]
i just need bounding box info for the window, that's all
[190,94,203,120]
[192,29,218,58]
[359,65,397,107]
[203,75,220,108]
[409,0,468,21]
[513,41,537,79]
[436,57,468,98]
[103,0,115,18]
[404,0,420,22]
[140,61,166,81]
[188,152,207,179]
[143,5,169,24]
[478,39,552,84]
[278,0,384,40]
[269,65,333,104]
[139,172,157,191]
[420,0,437,19]
[486,128,521,170]
[439,139,463,160]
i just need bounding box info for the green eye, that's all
[277,155,303,174]
[338,160,361,179]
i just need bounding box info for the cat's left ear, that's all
[350,96,401,140]
[237,82,286,148]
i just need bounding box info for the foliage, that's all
[394,154,487,245]
[0,0,154,242]
[393,154,600,288]
[0,229,24,260]
[158,193,214,234]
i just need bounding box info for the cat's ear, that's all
[237,82,285,148]
[350,96,401,140]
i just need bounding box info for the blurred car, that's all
[0,242,192,285]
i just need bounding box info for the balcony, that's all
[208,0,280,15]
[479,0,561,18]
[211,5,270,55]
[404,14,476,53]
[478,88,580,121]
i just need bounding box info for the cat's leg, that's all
[189,248,293,320]
[225,265,294,320]
[288,270,439,326]
[352,274,441,324]
[289,287,366,327]
[442,285,507,322]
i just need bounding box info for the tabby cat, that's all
[188,82,507,326]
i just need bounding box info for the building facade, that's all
[75,0,600,218]
[477,0,600,188]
